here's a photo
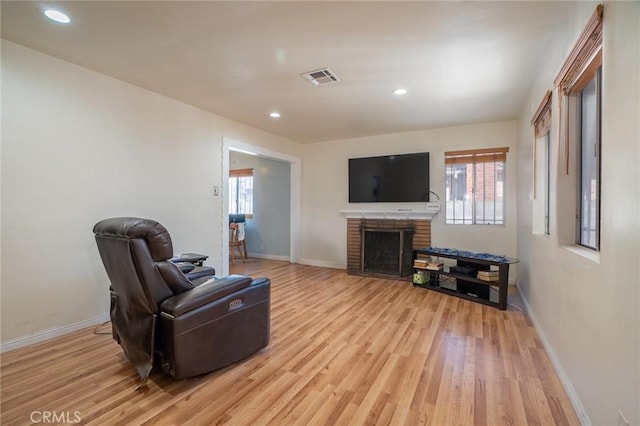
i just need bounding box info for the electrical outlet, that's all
[618,410,629,426]
[213,186,219,196]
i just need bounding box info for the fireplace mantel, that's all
[340,203,440,220]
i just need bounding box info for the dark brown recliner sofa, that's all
[93,217,270,381]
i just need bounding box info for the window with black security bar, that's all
[445,148,509,225]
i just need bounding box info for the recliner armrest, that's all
[160,275,252,317]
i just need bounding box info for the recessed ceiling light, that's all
[393,88,408,96]
[44,9,71,24]
[269,112,281,119]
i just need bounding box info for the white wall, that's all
[1,40,301,345]
[516,2,639,425]
[299,120,519,272]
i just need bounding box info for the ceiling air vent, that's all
[301,68,340,86]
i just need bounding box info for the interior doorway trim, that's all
[221,137,301,276]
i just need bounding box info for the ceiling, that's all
[1,1,575,144]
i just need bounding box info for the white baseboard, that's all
[245,252,344,269]
[298,258,345,270]
[1,313,110,354]
[246,253,291,262]
[516,285,591,426]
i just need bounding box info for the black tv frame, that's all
[348,152,430,203]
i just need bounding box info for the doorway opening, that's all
[221,137,300,276]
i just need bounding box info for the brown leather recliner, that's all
[93,217,270,380]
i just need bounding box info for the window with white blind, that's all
[445,148,509,225]
[229,168,254,217]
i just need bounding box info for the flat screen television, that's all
[349,152,430,202]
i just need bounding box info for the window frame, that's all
[576,68,601,250]
[554,4,603,251]
[444,147,509,226]
[544,132,551,235]
[531,90,552,236]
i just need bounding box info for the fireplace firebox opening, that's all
[360,227,414,277]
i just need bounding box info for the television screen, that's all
[349,152,430,202]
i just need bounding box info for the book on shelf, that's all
[413,259,428,267]
[477,274,500,281]
[426,262,444,271]
[477,270,499,277]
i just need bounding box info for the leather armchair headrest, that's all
[93,217,173,261]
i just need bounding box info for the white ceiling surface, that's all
[1,1,574,144]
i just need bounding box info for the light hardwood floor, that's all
[1,261,579,425]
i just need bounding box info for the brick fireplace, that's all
[345,216,432,278]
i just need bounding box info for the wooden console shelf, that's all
[412,248,518,310]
